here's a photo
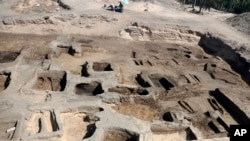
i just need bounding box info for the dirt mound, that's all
[226,12,250,35]
[120,23,201,42]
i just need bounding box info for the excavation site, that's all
[0,0,250,141]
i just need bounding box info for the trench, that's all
[50,111,59,131]
[135,74,151,88]
[0,72,11,92]
[159,78,175,90]
[199,33,250,86]
[0,52,19,63]
[52,0,71,10]
[75,81,104,96]
[210,89,250,124]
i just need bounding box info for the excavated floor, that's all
[12,0,71,13]
[0,32,250,141]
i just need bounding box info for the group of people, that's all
[104,2,124,13]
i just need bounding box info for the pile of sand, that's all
[226,12,250,35]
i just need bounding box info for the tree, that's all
[228,0,233,11]
[199,0,206,13]
[192,0,197,9]
[180,0,250,14]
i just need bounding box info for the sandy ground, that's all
[226,12,250,36]
[0,0,249,47]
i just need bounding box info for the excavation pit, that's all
[131,51,136,58]
[56,45,79,57]
[151,128,197,141]
[32,71,67,91]
[103,128,139,141]
[61,112,96,141]
[192,118,228,139]
[26,110,59,136]
[148,74,175,90]
[92,62,113,71]
[112,104,160,120]
[162,112,174,122]
[184,54,191,58]
[0,52,19,63]
[134,60,143,66]
[108,86,149,95]
[178,75,191,85]
[159,78,175,90]
[81,62,90,77]
[57,45,70,54]
[75,81,104,96]
[210,89,250,124]
[112,98,161,121]
[0,72,11,92]
[135,74,151,88]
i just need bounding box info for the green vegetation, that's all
[180,0,250,14]
[231,0,250,13]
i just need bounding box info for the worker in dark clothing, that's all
[105,4,114,11]
[115,2,124,13]
[104,2,123,13]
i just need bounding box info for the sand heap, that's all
[226,12,250,35]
